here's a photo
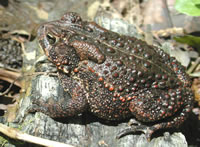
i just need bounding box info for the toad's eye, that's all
[46,33,57,45]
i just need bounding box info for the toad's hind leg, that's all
[117,89,193,141]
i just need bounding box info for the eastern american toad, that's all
[32,12,194,140]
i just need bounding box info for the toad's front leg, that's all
[28,74,88,118]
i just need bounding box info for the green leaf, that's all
[174,35,200,52]
[191,0,200,4]
[175,0,200,16]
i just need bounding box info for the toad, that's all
[31,12,194,140]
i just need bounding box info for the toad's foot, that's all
[116,122,153,141]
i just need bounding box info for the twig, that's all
[187,57,200,74]
[0,123,75,147]
[0,68,57,96]
[0,76,20,96]
[0,68,21,87]
[162,0,173,28]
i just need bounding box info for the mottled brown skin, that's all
[33,12,194,140]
